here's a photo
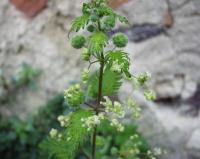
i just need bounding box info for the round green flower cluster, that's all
[101,15,116,30]
[64,84,84,108]
[71,35,86,49]
[112,33,128,48]
[87,25,95,32]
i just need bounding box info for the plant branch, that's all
[88,60,99,69]
[91,52,105,159]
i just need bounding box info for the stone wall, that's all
[0,0,200,158]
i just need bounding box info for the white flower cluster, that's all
[57,114,71,127]
[101,96,125,118]
[81,68,89,83]
[127,98,141,119]
[100,96,125,132]
[137,72,151,86]
[147,147,166,159]
[81,113,105,131]
[144,89,156,101]
[110,119,124,132]
[49,128,62,140]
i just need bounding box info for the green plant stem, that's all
[91,52,104,159]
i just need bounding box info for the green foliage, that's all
[87,25,96,32]
[11,63,41,87]
[44,0,157,159]
[70,15,89,32]
[81,48,91,61]
[40,109,93,159]
[105,50,131,78]
[82,120,150,159]
[87,69,122,97]
[112,33,128,48]
[97,5,113,17]
[101,15,116,30]
[82,3,91,14]
[88,31,108,55]
[117,15,129,24]
[0,94,65,159]
[71,35,86,49]
[0,63,41,104]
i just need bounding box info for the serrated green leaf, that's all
[105,50,131,78]
[40,109,92,159]
[88,31,108,55]
[117,15,129,24]
[70,14,89,32]
[87,69,122,97]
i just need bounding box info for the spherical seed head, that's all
[102,15,116,30]
[87,25,95,32]
[112,33,128,47]
[71,35,86,49]
[90,14,98,22]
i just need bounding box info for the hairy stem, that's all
[91,53,104,159]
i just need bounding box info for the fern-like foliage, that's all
[88,31,108,55]
[105,50,131,78]
[117,15,129,24]
[40,109,92,159]
[87,69,122,97]
[70,14,89,32]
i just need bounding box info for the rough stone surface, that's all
[187,129,200,158]
[0,0,200,158]
[0,0,83,118]
[120,83,200,159]
[118,0,200,159]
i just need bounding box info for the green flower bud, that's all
[81,69,89,83]
[111,147,118,155]
[112,33,128,48]
[64,84,85,109]
[144,90,156,101]
[137,72,151,86]
[90,15,98,22]
[82,3,90,14]
[87,25,95,32]
[81,48,90,61]
[102,16,116,30]
[97,6,113,17]
[71,35,86,49]
[96,136,106,147]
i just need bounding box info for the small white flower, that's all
[49,128,58,138]
[153,147,162,155]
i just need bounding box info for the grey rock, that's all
[187,129,200,158]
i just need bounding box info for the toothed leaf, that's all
[88,31,108,55]
[87,69,122,97]
[40,109,92,159]
[70,15,89,32]
[105,50,131,78]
